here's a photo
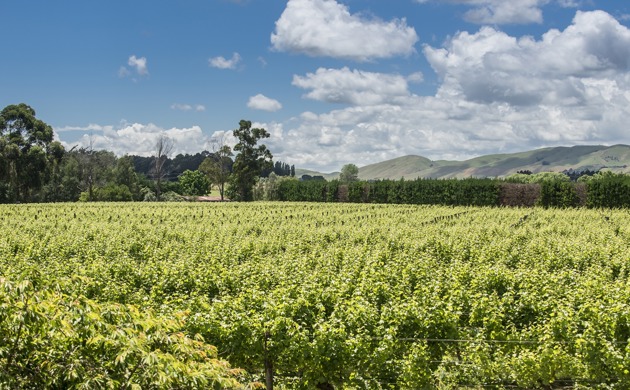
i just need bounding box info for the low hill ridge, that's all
[299,145,630,180]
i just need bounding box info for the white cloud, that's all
[171,103,206,112]
[407,72,424,83]
[264,10,630,172]
[119,55,148,80]
[269,90,630,172]
[424,11,630,106]
[292,67,411,105]
[247,94,283,112]
[118,66,130,78]
[62,123,209,157]
[414,0,578,24]
[209,52,242,69]
[128,55,148,76]
[55,123,114,133]
[171,104,192,111]
[463,0,545,24]
[271,0,418,61]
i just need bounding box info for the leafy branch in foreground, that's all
[0,278,246,389]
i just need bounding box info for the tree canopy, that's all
[339,163,359,183]
[199,135,233,201]
[227,120,273,201]
[0,105,283,204]
[178,169,210,196]
[0,104,63,202]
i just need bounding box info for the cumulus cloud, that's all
[271,0,418,61]
[269,91,630,172]
[264,10,630,172]
[128,55,148,75]
[61,123,209,157]
[414,0,578,24]
[171,103,206,112]
[292,67,411,105]
[119,55,148,79]
[209,52,242,69]
[424,11,630,106]
[247,94,283,112]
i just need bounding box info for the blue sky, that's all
[2,0,630,171]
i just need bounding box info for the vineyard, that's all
[1,202,630,389]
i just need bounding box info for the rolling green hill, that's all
[293,168,340,181]
[298,145,630,180]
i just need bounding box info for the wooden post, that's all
[264,331,273,390]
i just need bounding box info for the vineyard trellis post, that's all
[264,330,274,390]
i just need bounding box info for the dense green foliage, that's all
[1,203,629,388]
[0,104,235,203]
[537,181,581,208]
[584,172,630,208]
[0,104,63,202]
[262,161,295,178]
[275,178,500,206]
[227,120,273,201]
[0,278,243,389]
[178,169,211,196]
[131,151,213,181]
[276,179,338,202]
[269,174,630,208]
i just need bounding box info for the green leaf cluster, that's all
[0,277,244,389]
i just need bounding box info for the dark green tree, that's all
[0,104,61,202]
[227,120,273,201]
[178,169,210,196]
[56,152,82,201]
[113,155,141,200]
[40,141,66,201]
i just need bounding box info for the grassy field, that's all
[1,202,630,389]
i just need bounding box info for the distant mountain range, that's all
[296,145,630,180]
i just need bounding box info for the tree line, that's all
[254,170,630,209]
[0,104,291,203]
[4,103,629,207]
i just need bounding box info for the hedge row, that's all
[586,172,630,208]
[273,173,630,208]
[276,178,499,206]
